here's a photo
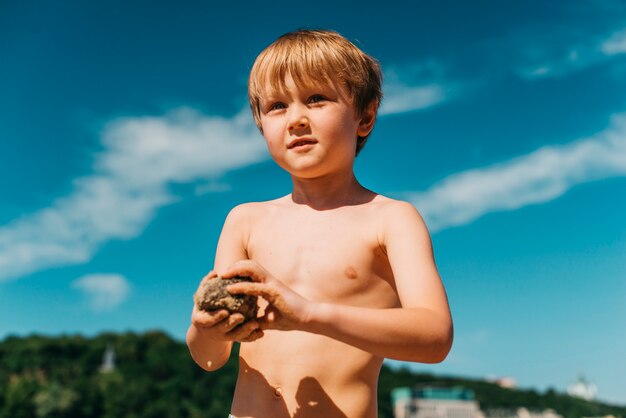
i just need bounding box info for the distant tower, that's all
[99,344,116,373]
[567,374,597,401]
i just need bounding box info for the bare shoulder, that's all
[222,196,291,236]
[226,201,261,220]
[370,195,427,226]
[370,194,420,212]
[367,195,432,247]
[226,195,289,220]
[215,198,288,271]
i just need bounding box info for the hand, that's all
[222,260,313,331]
[190,271,264,343]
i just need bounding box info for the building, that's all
[494,377,517,389]
[567,374,597,401]
[485,407,562,418]
[485,376,518,389]
[99,344,116,373]
[391,386,485,418]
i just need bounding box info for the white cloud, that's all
[517,44,597,80]
[601,28,626,55]
[194,179,232,195]
[72,273,131,311]
[0,108,267,282]
[379,83,447,116]
[409,113,626,232]
[379,61,457,116]
[516,25,626,80]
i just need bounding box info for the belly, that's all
[231,331,381,418]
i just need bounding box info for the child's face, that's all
[258,75,372,178]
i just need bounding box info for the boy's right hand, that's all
[190,272,264,343]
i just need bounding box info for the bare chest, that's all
[247,208,397,307]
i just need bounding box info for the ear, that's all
[357,100,378,138]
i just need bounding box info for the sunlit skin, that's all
[186,75,453,418]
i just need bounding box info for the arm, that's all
[226,201,453,363]
[315,200,452,362]
[186,205,262,371]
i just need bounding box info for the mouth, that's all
[287,138,317,149]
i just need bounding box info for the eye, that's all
[308,95,326,104]
[267,102,286,112]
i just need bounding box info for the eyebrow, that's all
[259,92,286,106]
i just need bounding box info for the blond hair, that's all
[248,29,383,155]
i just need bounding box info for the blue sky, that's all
[1,0,625,405]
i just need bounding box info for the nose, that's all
[288,117,308,131]
[287,107,309,132]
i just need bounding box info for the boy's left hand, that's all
[222,260,313,331]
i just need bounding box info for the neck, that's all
[289,169,374,210]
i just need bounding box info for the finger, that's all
[226,319,260,340]
[257,308,278,330]
[221,313,246,332]
[222,260,266,282]
[227,282,275,302]
[238,328,264,343]
[200,270,217,280]
[192,312,228,329]
[192,309,229,327]
[192,307,229,322]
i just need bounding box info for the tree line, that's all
[0,331,623,418]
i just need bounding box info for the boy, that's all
[186,29,453,418]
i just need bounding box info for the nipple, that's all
[344,266,358,279]
[273,386,282,398]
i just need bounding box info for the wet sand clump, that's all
[194,276,258,321]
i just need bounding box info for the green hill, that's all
[0,332,623,418]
